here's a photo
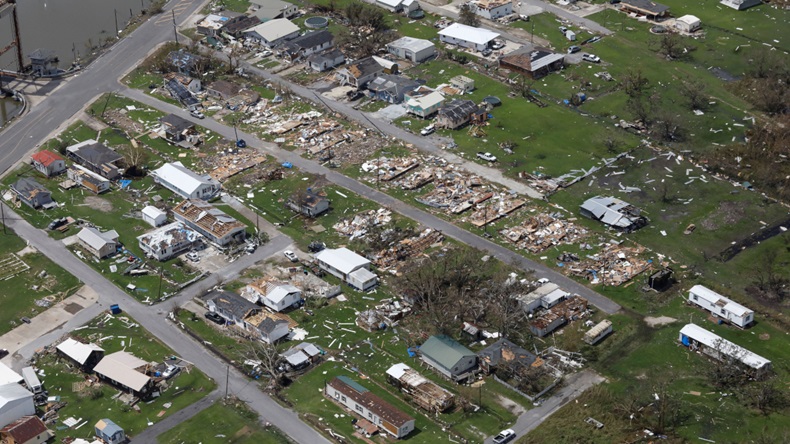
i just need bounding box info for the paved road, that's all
[122,87,621,315]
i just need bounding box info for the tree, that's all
[626,96,652,127]
[245,341,284,388]
[750,248,789,303]
[621,68,650,98]
[742,380,786,415]
[678,77,708,110]
[458,4,480,27]
[652,33,687,60]
[119,143,148,176]
[651,109,685,142]
[511,75,535,100]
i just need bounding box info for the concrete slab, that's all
[371,104,408,122]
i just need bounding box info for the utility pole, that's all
[157,266,163,300]
[100,92,113,118]
[114,9,119,37]
[172,10,179,45]
[1,203,6,235]
[225,365,230,398]
[531,20,535,44]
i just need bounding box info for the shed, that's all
[0,383,35,429]
[141,206,167,227]
[674,15,701,32]
[419,335,477,381]
[94,419,125,444]
[386,36,436,63]
[450,75,474,93]
[56,338,105,371]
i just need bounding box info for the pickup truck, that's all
[477,152,497,162]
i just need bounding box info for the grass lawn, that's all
[0,230,81,335]
[511,12,596,52]
[38,314,215,440]
[158,401,292,443]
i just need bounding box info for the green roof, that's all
[336,375,368,393]
[420,335,475,371]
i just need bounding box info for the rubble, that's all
[529,295,589,337]
[372,228,444,271]
[356,297,412,331]
[332,209,392,239]
[361,157,420,182]
[501,213,588,253]
[207,151,268,182]
[567,242,652,286]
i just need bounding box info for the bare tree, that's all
[626,96,652,127]
[119,143,149,176]
[458,4,480,27]
[678,77,708,110]
[651,109,685,142]
[742,380,786,415]
[621,68,650,98]
[245,341,284,388]
[652,33,687,60]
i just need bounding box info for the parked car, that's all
[491,39,505,50]
[186,252,199,262]
[477,152,497,162]
[567,45,581,54]
[537,278,550,284]
[21,317,31,324]
[582,53,601,63]
[162,365,180,379]
[189,110,205,119]
[284,250,299,262]
[204,312,224,325]
[493,429,516,444]
[420,125,436,136]
[559,26,568,33]
[481,48,493,57]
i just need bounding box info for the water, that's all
[0,96,22,128]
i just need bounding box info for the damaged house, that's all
[513,282,570,314]
[679,323,770,371]
[10,178,54,209]
[307,48,346,72]
[165,77,200,109]
[580,196,647,231]
[151,162,220,200]
[220,15,262,39]
[406,90,445,118]
[56,338,105,372]
[163,72,201,94]
[278,30,334,61]
[250,0,299,21]
[172,200,246,247]
[367,75,422,104]
[281,342,322,370]
[66,140,123,180]
[529,296,588,337]
[137,222,199,261]
[335,57,388,89]
[499,47,565,79]
[67,165,110,194]
[435,99,478,129]
[386,363,455,413]
[206,80,241,101]
[478,338,541,374]
[167,50,202,76]
[159,114,202,146]
[325,376,415,439]
[243,279,303,312]
[286,189,330,217]
[206,290,290,343]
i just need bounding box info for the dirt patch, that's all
[81,196,114,212]
[759,333,770,340]
[700,201,746,231]
[644,316,676,327]
[16,245,38,256]
[496,394,526,416]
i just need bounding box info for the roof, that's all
[542,288,569,305]
[308,48,345,65]
[251,0,295,19]
[28,48,56,61]
[328,376,414,427]
[166,79,199,106]
[388,36,434,53]
[151,162,219,197]
[167,50,201,68]
[689,285,752,317]
[420,335,475,370]
[66,140,123,168]
[245,18,299,42]
[142,206,166,220]
[221,15,261,34]
[56,338,104,365]
[367,74,421,95]
[407,91,445,109]
[159,114,194,133]
[349,267,377,283]
[580,196,642,228]
[173,200,245,238]
[314,247,370,275]
[500,47,565,72]
[677,14,700,25]
[77,227,118,251]
[266,284,301,304]
[208,80,242,98]
[621,0,669,14]
[0,416,48,443]
[439,23,500,45]
[378,0,405,7]
[137,222,199,252]
[386,363,411,380]
[198,13,229,30]
[95,418,123,435]
[680,324,770,369]
[93,352,151,392]
[0,382,34,407]
[31,150,64,167]
[438,99,478,121]
[0,362,22,385]
[345,57,386,80]
[285,30,333,50]
[283,350,309,366]
[478,338,538,368]
[11,177,49,200]
[208,290,259,319]
[586,320,613,338]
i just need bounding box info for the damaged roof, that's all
[500,47,565,72]
[438,99,478,122]
[367,74,422,95]
[580,195,645,229]
[328,376,414,427]
[159,114,194,133]
[478,338,538,368]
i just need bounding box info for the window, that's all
[341,396,346,402]
[368,412,373,419]
[335,392,340,400]
[355,405,363,413]
[720,308,726,315]
[692,295,698,301]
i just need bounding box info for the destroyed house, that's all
[279,30,334,60]
[314,247,378,291]
[137,222,199,261]
[286,189,330,217]
[326,376,415,439]
[206,80,241,101]
[10,178,53,210]
[478,338,540,374]
[245,311,290,344]
[580,196,647,231]
[163,72,201,94]
[0,415,50,444]
[679,323,770,370]
[172,200,246,246]
[167,50,202,75]
[220,15,261,38]
[367,75,422,104]
[336,57,386,89]
[77,227,119,259]
[0,383,34,430]
[514,282,569,313]
[419,335,477,381]
[499,47,565,79]
[281,342,322,370]
[197,14,228,37]
[93,351,153,397]
[688,285,754,328]
[387,37,436,64]
[56,338,105,372]
[67,165,110,194]
[619,0,669,18]
[165,78,200,109]
[31,150,65,177]
[66,140,123,180]
[206,290,260,326]
[529,296,588,337]
[307,48,345,72]
[159,114,198,144]
[151,162,220,200]
[386,363,455,413]
[436,99,478,129]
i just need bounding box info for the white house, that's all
[438,23,500,52]
[250,0,299,20]
[674,15,701,32]
[325,376,415,439]
[137,222,199,261]
[150,162,220,200]
[720,0,761,10]
[387,36,436,63]
[0,363,22,386]
[688,285,754,328]
[679,323,771,370]
[314,248,378,291]
[243,19,300,47]
[469,0,512,20]
[376,0,420,13]
[172,200,246,247]
[0,383,35,429]
[77,227,119,259]
[141,206,167,227]
[261,282,302,312]
[307,48,346,72]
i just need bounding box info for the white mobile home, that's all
[688,285,753,328]
[679,323,770,371]
[314,248,378,290]
[583,320,613,345]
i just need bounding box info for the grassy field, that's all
[0,230,82,335]
[158,401,292,444]
[38,314,215,440]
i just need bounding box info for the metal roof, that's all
[680,323,770,370]
[387,36,435,53]
[245,18,299,42]
[0,363,22,386]
[315,248,370,275]
[93,352,151,392]
[689,285,752,317]
[56,338,104,365]
[78,227,118,251]
[0,382,34,407]
[439,23,499,45]
[266,284,301,304]
[580,196,640,228]
[420,335,475,371]
[151,162,219,198]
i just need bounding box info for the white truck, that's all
[477,152,497,162]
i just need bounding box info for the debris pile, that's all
[372,228,444,270]
[208,151,268,182]
[501,213,588,253]
[361,157,420,182]
[356,298,412,331]
[467,194,527,227]
[332,209,393,239]
[529,295,589,337]
[568,242,651,286]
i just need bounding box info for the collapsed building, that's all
[137,222,200,261]
[580,196,648,231]
[386,363,455,413]
[529,296,589,337]
[501,213,588,253]
[567,242,651,286]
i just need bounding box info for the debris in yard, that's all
[567,242,652,286]
[501,213,588,253]
[333,209,393,239]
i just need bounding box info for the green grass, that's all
[158,401,291,444]
[511,12,595,52]
[39,314,216,440]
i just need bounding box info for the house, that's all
[196,14,229,37]
[335,57,387,89]
[499,47,565,79]
[367,75,422,104]
[159,114,201,145]
[243,19,300,47]
[438,23,500,52]
[0,383,35,429]
[450,75,474,93]
[584,320,613,345]
[94,419,125,444]
[0,363,22,386]
[65,140,123,180]
[163,72,202,94]
[141,206,167,228]
[206,290,289,343]
[220,15,261,39]
[93,352,154,397]
[281,342,322,370]
[580,196,648,231]
[325,376,415,439]
[250,0,299,20]
[286,189,330,217]
[679,323,771,370]
[387,37,436,63]
[674,15,701,32]
[478,338,540,374]
[137,222,199,261]
[720,0,761,10]
[206,80,242,101]
[386,363,454,413]
[55,338,105,371]
[406,91,445,118]
[278,30,334,61]
[257,280,303,312]
[688,285,754,328]
[31,150,65,177]
[375,0,420,14]
[173,200,246,246]
[77,227,119,259]
[619,0,669,19]
[167,50,202,75]
[419,335,477,381]
[468,0,512,20]
[10,178,53,210]
[307,48,345,72]
[67,165,110,194]
[151,162,220,200]
[514,283,570,313]
[0,416,50,444]
[436,99,478,129]
[165,78,200,109]
[529,296,588,337]
[245,311,290,343]
[314,247,378,291]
